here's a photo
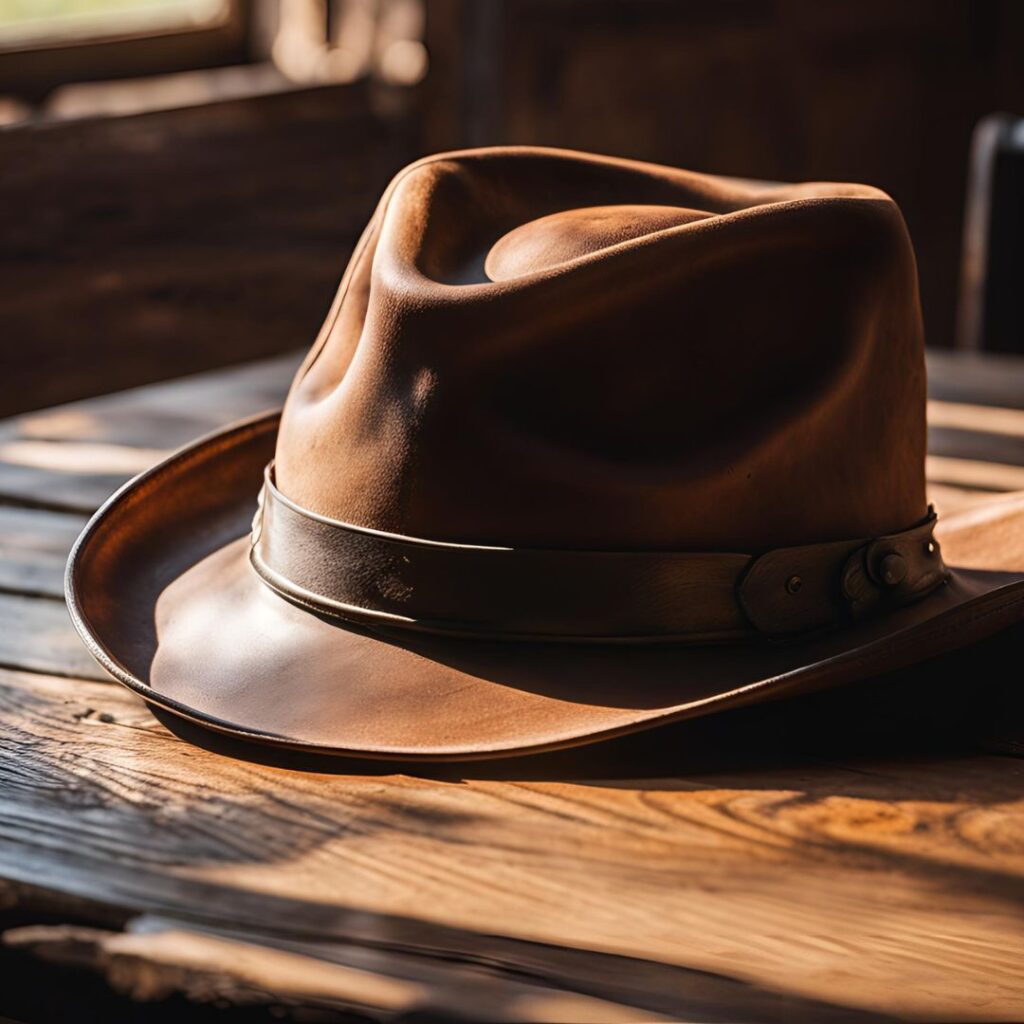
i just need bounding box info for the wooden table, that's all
[1,351,1023,1023]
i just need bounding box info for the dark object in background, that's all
[958,112,1024,353]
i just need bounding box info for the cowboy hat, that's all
[66,146,1024,760]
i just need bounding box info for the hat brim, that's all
[66,412,1024,760]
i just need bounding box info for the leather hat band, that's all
[249,465,949,644]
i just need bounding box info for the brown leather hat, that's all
[67,147,1024,760]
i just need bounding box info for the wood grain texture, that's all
[0,907,885,1024]
[0,666,1022,1020]
[1,351,1024,1019]
[0,595,109,680]
[3,921,681,1023]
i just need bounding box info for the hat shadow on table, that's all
[148,628,1024,788]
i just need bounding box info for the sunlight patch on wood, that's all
[925,455,1024,492]
[0,439,168,474]
[926,482,1001,516]
[929,399,1024,438]
[11,409,99,440]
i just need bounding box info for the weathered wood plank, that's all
[3,921,681,1023]
[0,666,1021,1020]
[0,463,133,516]
[0,506,86,599]
[1,351,1024,1019]
[928,350,1024,409]
[0,353,299,513]
[926,481,1003,515]
[0,905,884,1024]
[924,352,1024,492]
[930,425,1024,470]
[929,398,1024,438]
[927,453,1024,492]
[0,595,109,681]
[0,353,301,448]
[0,350,1019,517]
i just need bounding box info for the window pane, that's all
[0,0,228,47]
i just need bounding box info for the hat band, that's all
[249,465,949,644]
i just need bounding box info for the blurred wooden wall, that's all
[0,81,411,417]
[5,1,1024,418]
[424,0,1024,351]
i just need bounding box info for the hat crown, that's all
[485,203,712,280]
[275,147,926,551]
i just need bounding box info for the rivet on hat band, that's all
[250,464,949,645]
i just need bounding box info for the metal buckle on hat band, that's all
[737,507,948,638]
[840,512,949,618]
[248,464,949,644]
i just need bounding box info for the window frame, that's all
[0,0,251,103]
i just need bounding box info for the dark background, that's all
[2,0,1024,415]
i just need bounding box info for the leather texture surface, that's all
[276,148,927,551]
[64,146,1024,759]
[251,463,946,641]
[65,413,1024,758]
